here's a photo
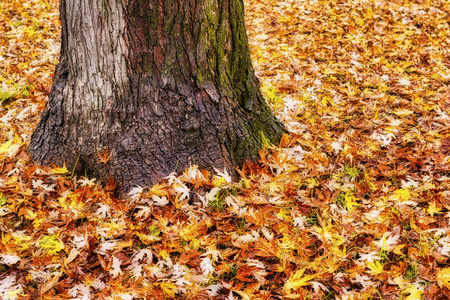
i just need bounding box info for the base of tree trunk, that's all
[28,0,285,196]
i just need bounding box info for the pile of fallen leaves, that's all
[1,0,450,299]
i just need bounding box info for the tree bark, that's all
[29,0,285,196]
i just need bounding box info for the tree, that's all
[29,0,285,196]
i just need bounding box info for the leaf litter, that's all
[1,0,450,299]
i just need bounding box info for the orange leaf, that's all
[97,147,112,164]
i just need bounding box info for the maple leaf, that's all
[331,140,343,154]
[366,260,384,275]
[235,232,259,243]
[160,282,177,297]
[184,165,205,182]
[97,146,112,164]
[390,188,411,202]
[135,205,152,219]
[373,232,400,251]
[128,186,143,200]
[77,177,96,187]
[0,108,16,124]
[10,232,32,251]
[152,195,169,206]
[164,172,178,185]
[213,167,232,185]
[310,281,329,293]
[255,228,272,243]
[283,95,300,114]
[283,268,316,292]
[343,193,360,211]
[427,202,442,216]
[128,262,144,279]
[404,284,423,300]
[0,206,12,217]
[51,164,69,174]
[179,221,205,241]
[247,259,268,284]
[174,183,190,201]
[38,234,64,255]
[393,244,407,256]
[105,176,116,192]
[436,267,450,289]
[32,179,56,191]
[0,135,22,157]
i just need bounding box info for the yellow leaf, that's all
[19,189,33,197]
[179,221,204,241]
[276,262,286,272]
[38,234,65,255]
[25,27,35,37]
[404,284,423,300]
[277,208,292,222]
[160,281,177,297]
[189,238,200,251]
[393,244,406,256]
[234,291,251,300]
[283,295,302,299]
[391,189,411,202]
[344,194,360,211]
[11,232,32,251]
[427,202,442,216]
[393,276,409,285]
[159,249,169,260]
[149,183,169,197]
[437,267,450,289]
[284,268,315,292]
[117,240,133,249]
[51,165,69,174]
[21,209,36,220]
[136,232,160,244]
[0,135,22,157]
[32,218,44,229]
[366,260,384,275]
[314,225,345,246]
[7,289,24,299]
[18,62,28,69]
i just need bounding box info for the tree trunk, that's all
[29,0,285,195]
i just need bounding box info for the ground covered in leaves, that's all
[1,0,450,299]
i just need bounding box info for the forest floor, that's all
[1,0,450,299]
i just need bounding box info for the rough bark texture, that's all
[29,0,285,196]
